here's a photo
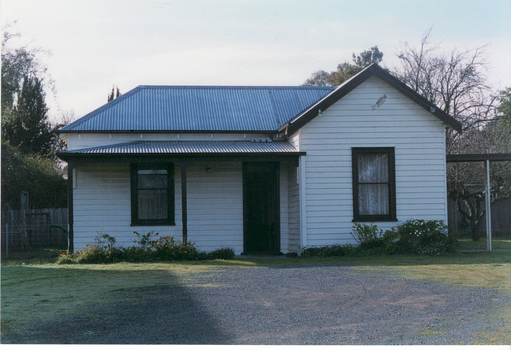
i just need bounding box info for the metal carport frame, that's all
[446,153,511,251]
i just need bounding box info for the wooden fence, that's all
[1,208,68,253]
[448,197,511,237]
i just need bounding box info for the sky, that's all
[2,0,511,123]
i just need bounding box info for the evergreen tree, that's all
[2,76,55,156]
[107,85,122,102]
[303,46,383,86]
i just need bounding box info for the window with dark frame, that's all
[131,163,175,226]
[352,147,396,222]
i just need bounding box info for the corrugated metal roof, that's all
[60,86,334,132]
[61,140,302,155]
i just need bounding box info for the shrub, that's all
[56,232,236,264]
[390,219,458,255]
[55,251,78,264]
[351,223,397,255]
[133,231,158,250]
[300,244,356,258]
[94,233,117,251]
[351,223,383,244]
[206,247,236,260]
[150,236,200,261]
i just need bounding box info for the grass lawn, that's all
[2,250,511,344]
[457,235,511,251]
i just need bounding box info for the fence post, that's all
[485,160,492,251]
[6,223,8,259]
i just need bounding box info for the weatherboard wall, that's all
[298,76,448,247]
[72,161,293,254]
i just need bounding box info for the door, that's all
[243,162,280,254]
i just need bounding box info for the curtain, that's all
[358,153,389,215]
[137,169,168,220]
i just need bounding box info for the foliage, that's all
[390,219,458,255]
[1,29,62,158]
[350,223,400,255]
[107,85,122,102]
[300,244,356,258]
[497,87,511,128]
[2,76,55,156]
[351,223,383,244]
[1,29,54,115]
[394,30,509,241]
[94,233,118,251]
[56,232,236,264]
[1,28,68,210]
[395,29,496,148]
[303,46,383,86]
[1,141,67,209]
[205,247,236,260]
[302,220,457,258]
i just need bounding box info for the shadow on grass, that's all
[1,265,233,344]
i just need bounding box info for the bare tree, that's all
[395,29,498,153]
[394,30,505,241]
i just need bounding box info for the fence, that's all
[1,208,68,254]
[448,197,511,237]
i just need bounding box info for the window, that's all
[131,163,174,226]
[352,148,396,222]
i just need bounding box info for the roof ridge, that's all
[137,85,335,90]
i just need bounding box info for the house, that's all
[57,64,462,254]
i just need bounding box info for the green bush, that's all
[298,220,457,259]
[56,232,236,264]
[351,223,383,244]
[351,223,397,255]
[150,235,200,261]
[300,244,356,258]
[206,247,236,260]
[1,141,67,209]
[391,219,458,255]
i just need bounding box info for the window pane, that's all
[358,184,389,215]
[138,169,168,175]
[138,189,168,220]
[358,153,388,183]
[138,174,167,189]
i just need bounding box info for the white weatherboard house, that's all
[57,64,462,254]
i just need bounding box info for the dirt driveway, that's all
[8,264,508,344]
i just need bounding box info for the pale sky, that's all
[2,0,511,123]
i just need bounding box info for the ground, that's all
[2,262,509,344]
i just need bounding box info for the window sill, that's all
[352,218,398,223]
[131,222,176,227]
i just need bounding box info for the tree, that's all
[394,30,497,152]
[394,30,505,241]
[1,29,59,158]
[2,76,55,156]
[496,87,511,128]
[1,141,67,209]
[1,28,67,210]
[108,85,122,102]
[303,46,383,86]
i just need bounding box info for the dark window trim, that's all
[130,162,175,226]
[352,147,396,222]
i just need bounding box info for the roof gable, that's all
[282,64,462,134]
[59,85,334,133]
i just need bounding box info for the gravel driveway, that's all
[13,264,510,344]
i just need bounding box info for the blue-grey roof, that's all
[60,86,334,132]
[59,140,302,156]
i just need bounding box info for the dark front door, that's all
[243,162,280,254]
